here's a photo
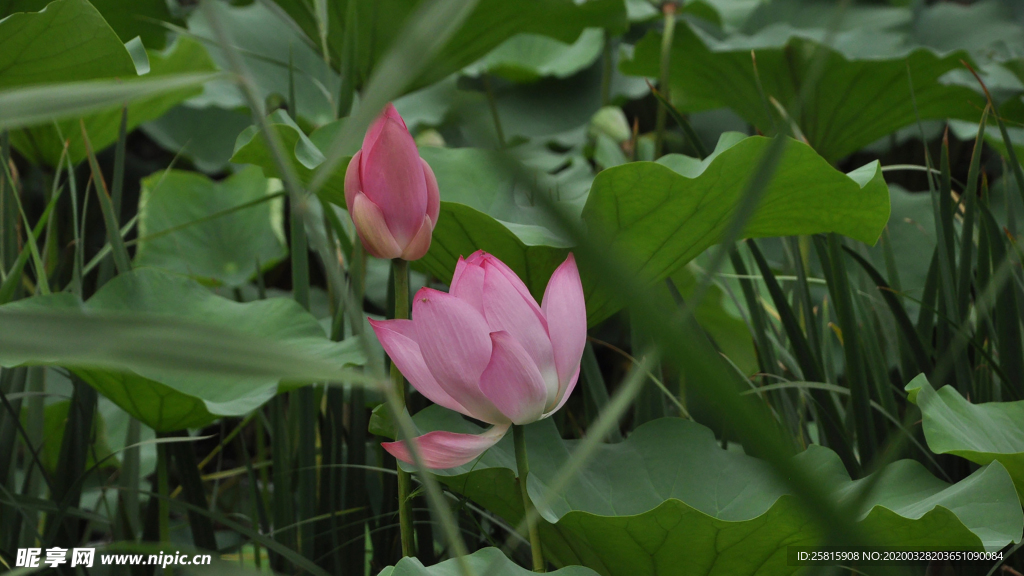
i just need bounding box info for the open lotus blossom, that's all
[370,251,587,468]
[345,103,440,261]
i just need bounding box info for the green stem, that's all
[600,30,613,107]
[156,442,171,576]
[483,75,506,149]
[513,424,545,572]
[391,258,415,556]
[654,2,677,159]
[117,417,141,539]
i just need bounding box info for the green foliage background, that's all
[1,1,1023,575]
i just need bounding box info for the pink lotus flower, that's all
[345,103,440,261]
[370,251,587,468]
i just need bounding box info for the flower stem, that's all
[483,74,506,149]
[156,441,171,576]
[391,258,415,557]
[513,424,545,572]
[654,2,677,158]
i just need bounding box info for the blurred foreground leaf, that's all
[0,269,366,431]
[1,18,219,164]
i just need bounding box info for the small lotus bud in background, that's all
[415,128,446,148]
[589,106,632,143]
[345,103,440,261]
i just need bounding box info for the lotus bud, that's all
[589,106,631,143]
[345,103,440,261]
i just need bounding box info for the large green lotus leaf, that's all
[0,0,179,50]
[580,133,890,324]
[907,374,1024,503]
[417,146,589,299]
[619,23,986,162]
[404,406,1022,576]
[670,265,758,376]
[142,105,254,174]
[134,166,287,287]
[270,0,626,93]
[463,29,605,83]
[740,0,910,37]
[378,547,599,576]
[867,184,936,301]
[910,1,1024,62]
[458,55,648,145]
[0,269,363,431]
[0,0,135,88]
[1,0,218,166]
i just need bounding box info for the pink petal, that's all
[473,253,543,317]
[361,116,427,246]
[369,318,469,416]
[351,192,402,259]
[383,103,407,128]
[399,215,434,261]
[344,150,362,212]
[412,288,506,424]
[481,262,557,401]
[543,365,580,417]
[422,157,440,224]
[451,251,486,288]
[541,253,587,391]
[450,256,485,315]
[382,423,510,469]
[479,331,549,425]
[361,103,406,151]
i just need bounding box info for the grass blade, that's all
[97,107,130,287]
[269,398,295,572]
[580,342,622,442]
[978,202,1023,397]
[0,183,64,305]
[648,81,708,159]
[816,234,877,466]
[81,121,132,275]
[728,247,780,378]
[842,248,934,375]
[957,108,989,320]
[166,431,219,550]
[747,239,856,471]
[0,131,15,274]
[44,375,97,547]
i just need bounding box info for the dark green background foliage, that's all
[1,0,1024,575]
